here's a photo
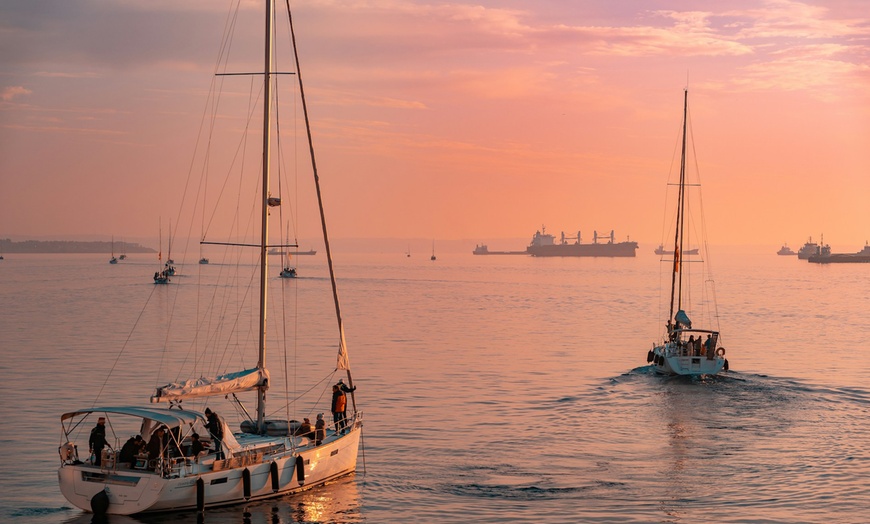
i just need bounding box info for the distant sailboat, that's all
[279,222,297,278]
[153,221,170,284]
[109,237,118,264]
[430,240,436,261]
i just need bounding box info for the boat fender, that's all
[270,461,280,492]
[242,468,252,500]
[724,359,729,372]
[295,455,305,484]
[196,477,205,513]
[90,490,109,515]
[716,347,726,357]
[646,350,654,363]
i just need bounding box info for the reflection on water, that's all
[4,253,870,523]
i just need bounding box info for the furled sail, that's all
[150,368,269,403]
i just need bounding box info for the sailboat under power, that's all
[646,89,728,376]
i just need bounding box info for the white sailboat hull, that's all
[58,426,360,515]
[651,341,725,376]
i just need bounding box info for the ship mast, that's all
[256,0,275,434]
[668,88,689,327]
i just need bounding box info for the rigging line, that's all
[286,0,356,410]
[93,284,160,406]
[266,371,333,419]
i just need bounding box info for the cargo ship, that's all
[526,227,638,257]
[808,242,870,263]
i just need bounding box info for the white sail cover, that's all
[150,367,270,403]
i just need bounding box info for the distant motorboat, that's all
[797,236,823,259]
[777,244,796,256]
[279,267,297,278]
[199,257,209,264]
[655,244,699,256]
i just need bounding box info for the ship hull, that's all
[527,242,638,257]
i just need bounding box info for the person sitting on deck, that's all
[118,435,144,468]
[188,432,206,463]
[315,414,325,446]
[295,418,314,441]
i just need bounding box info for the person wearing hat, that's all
[204,408,225,460]
[89,417,108,466]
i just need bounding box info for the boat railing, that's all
[665,329,720,359]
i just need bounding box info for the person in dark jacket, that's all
[118,435,144,468]
[89,417,108,466]
[295,418,314,441]
[147,426,168,470]
[314,413,325,446]
[188,432,205,462]
[205,408,225,460]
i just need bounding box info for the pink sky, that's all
[1,0,868,250]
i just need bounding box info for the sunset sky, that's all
[1,0,868,251]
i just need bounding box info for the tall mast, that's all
[256,0,275,434]
[668,88,689,325]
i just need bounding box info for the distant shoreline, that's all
[0,239,156,254]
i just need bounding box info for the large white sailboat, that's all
[646,89,728,376]
[58,0,361,515]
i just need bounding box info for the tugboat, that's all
[777,244,796,256]
[797,236,821,259]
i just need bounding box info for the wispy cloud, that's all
[1,86,32,102]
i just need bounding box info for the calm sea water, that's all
[1,249,869,523]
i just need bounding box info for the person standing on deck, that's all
[705,334,716,359]
[89,417,108,466]
[332,379,356,435]
[205,408,225,460]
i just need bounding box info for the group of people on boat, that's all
[87,409,227,471]
[669,331,717,359]
[288,379,356,446]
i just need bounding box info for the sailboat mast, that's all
[256,0,275,433]
[668,89,689,325]
[286,2,357,411]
